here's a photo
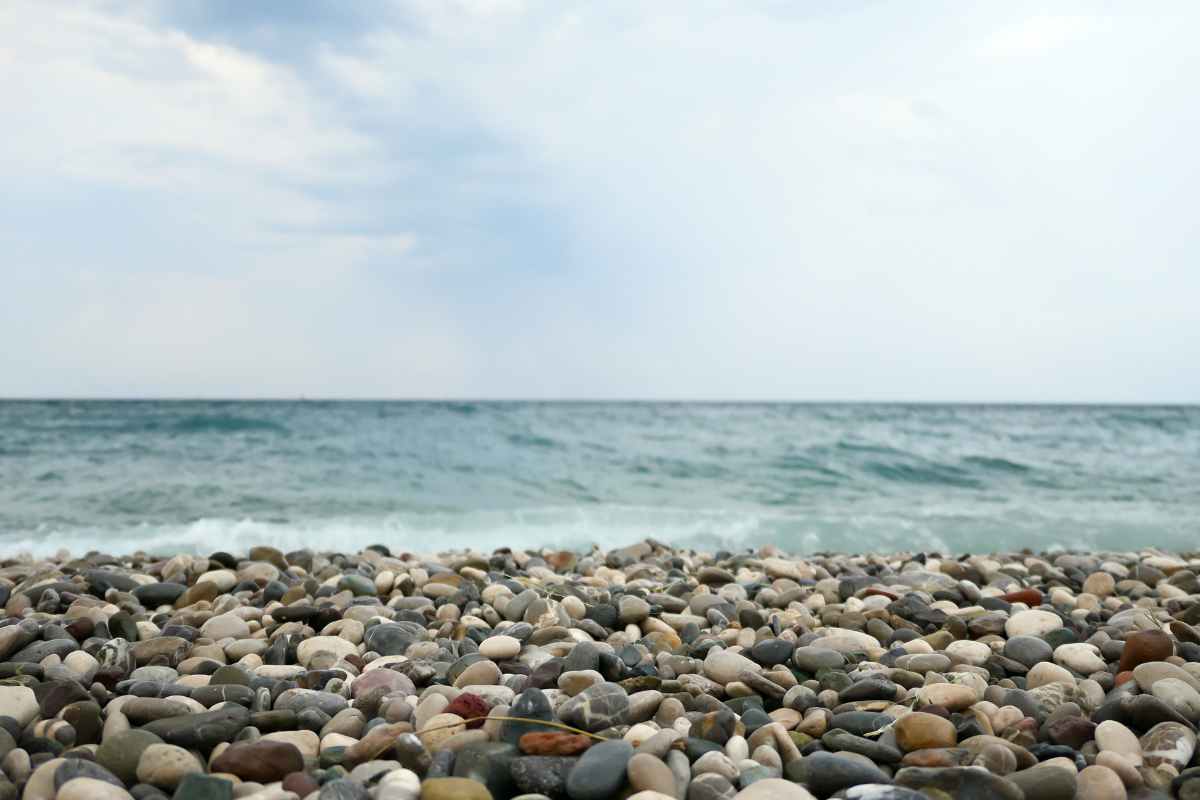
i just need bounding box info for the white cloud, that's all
[2,1,1199,400]
[977,14,1110,60]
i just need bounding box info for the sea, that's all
[1,401,1197,557]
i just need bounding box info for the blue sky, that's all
[3,1,1198,400]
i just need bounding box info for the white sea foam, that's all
[2,503,1172,558]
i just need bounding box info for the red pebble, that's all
[1118,629,1174,672]
[863,588,898,600]
[519,732,593,755]
[1000,588,1043,605]
[444,693,490,728]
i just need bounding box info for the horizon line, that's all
[1,397,1197,407]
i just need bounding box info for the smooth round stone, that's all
[511,755,574,797]
[945,640,992,667]
[894,712,957,752]
[209,739,304,782]
[790,751,889,797]
[1151,678,1200,720]
[1076,765,1126,800]
[1139,721,1196,770]
[1007,764,1078,800]
[559,670,604,696]
[296,636,358,667]
[419,713,466,750]
[750,640,794,667]
[895,654,952,674]
[96,730,164,785]
[1082,572,1116,597]
[627,752,676,795]
[687,773,736,800]
[793,647,847,673]
[732,778,816,799]
[704,649,760,684]
[338,574,376,596]
[57,777,133,800]
[1004,637,1053,669]
[501,688,557,744]
[479,636,522,661]
[693,750,739,780]
[916,684,977,711]
[1054,643,1106,675]
[840,677,900,702]
[559,683,631,732]
[199,614,249,640]
[135,743,203,789]
[53,760,123,791]
[0,686,38,727]
[454,660,502,688]
[1117,630,1174,672]
[619,596,651,624]
[896,765,1024,799]
[973,743,1018,775]
[173,774,235,800]
[1006,610,1063,638]
[566,739,634,800]
[1133,662,1200,694]
[1027,662,1077,689]
[376,769,421,800]
[1094,752,1141,789]
[1094,721,1142,764]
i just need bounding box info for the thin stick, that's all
[413,715,612,741]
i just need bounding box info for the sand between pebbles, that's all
[1,542,1200,800]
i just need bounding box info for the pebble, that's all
[1076,764,1127,800]
[565,739,633,799]
[893,712,957,751]
[3,543,1200,800]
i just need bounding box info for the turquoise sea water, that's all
[0,401,1197,556]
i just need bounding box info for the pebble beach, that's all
[3,542,1200,800]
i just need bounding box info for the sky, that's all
[2,1,1198,402]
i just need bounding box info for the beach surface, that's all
[0,540,1198,799]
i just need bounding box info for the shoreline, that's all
[1,541,1196,799]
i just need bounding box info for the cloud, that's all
[2,1,1199,400]
[978,14,1110,59]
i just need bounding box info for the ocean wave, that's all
[505,432,562,449]
[960,455,1032,473]
[167,414,290,435]
[862,459,983,489]
[4,503,1195,559]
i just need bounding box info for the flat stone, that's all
[1007,764,1078,800]
[510,755,574,797]
[559,682,631,732]
[1006,610,1063,638]
[787,751,889,797]
[209,739,304,782]
[142,706,250,748]
[96,729,164,785]
[894,766,1024,800]
[55,778,133,800]
[566,739,633,800]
